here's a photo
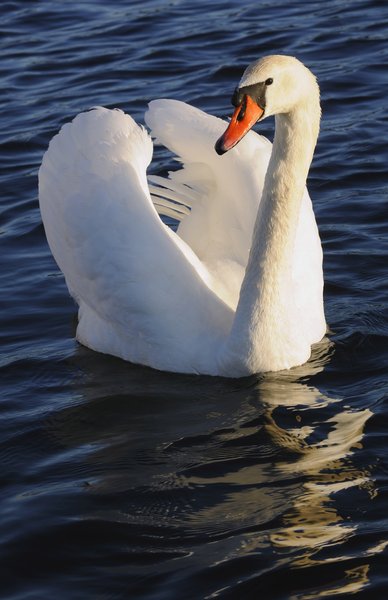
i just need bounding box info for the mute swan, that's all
[39,55,326,377]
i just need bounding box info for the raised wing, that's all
[145,99,273,307]
[39,107,232,374]
[146,100,324,334]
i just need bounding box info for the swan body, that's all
[39,55,326,377]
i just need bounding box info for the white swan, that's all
[39,55,326,377]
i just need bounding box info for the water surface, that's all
[1,1,388,598]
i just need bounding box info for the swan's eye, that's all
[265,78,273,86]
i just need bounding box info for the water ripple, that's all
[1,0,388,598]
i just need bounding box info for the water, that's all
[1,0,388,598]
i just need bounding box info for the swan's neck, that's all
[222,100,320,375]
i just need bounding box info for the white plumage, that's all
[39,55,326,377]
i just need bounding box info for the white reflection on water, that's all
[258,363,375,598]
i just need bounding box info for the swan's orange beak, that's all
[215,95,264,155]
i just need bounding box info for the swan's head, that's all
[215,55,319,155]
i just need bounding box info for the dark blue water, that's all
[1,1,388,598]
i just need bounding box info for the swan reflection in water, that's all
[47,342,382,598]
[261,372,375,598]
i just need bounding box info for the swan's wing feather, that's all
[39,107,232,374]
[145,99,272,270]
